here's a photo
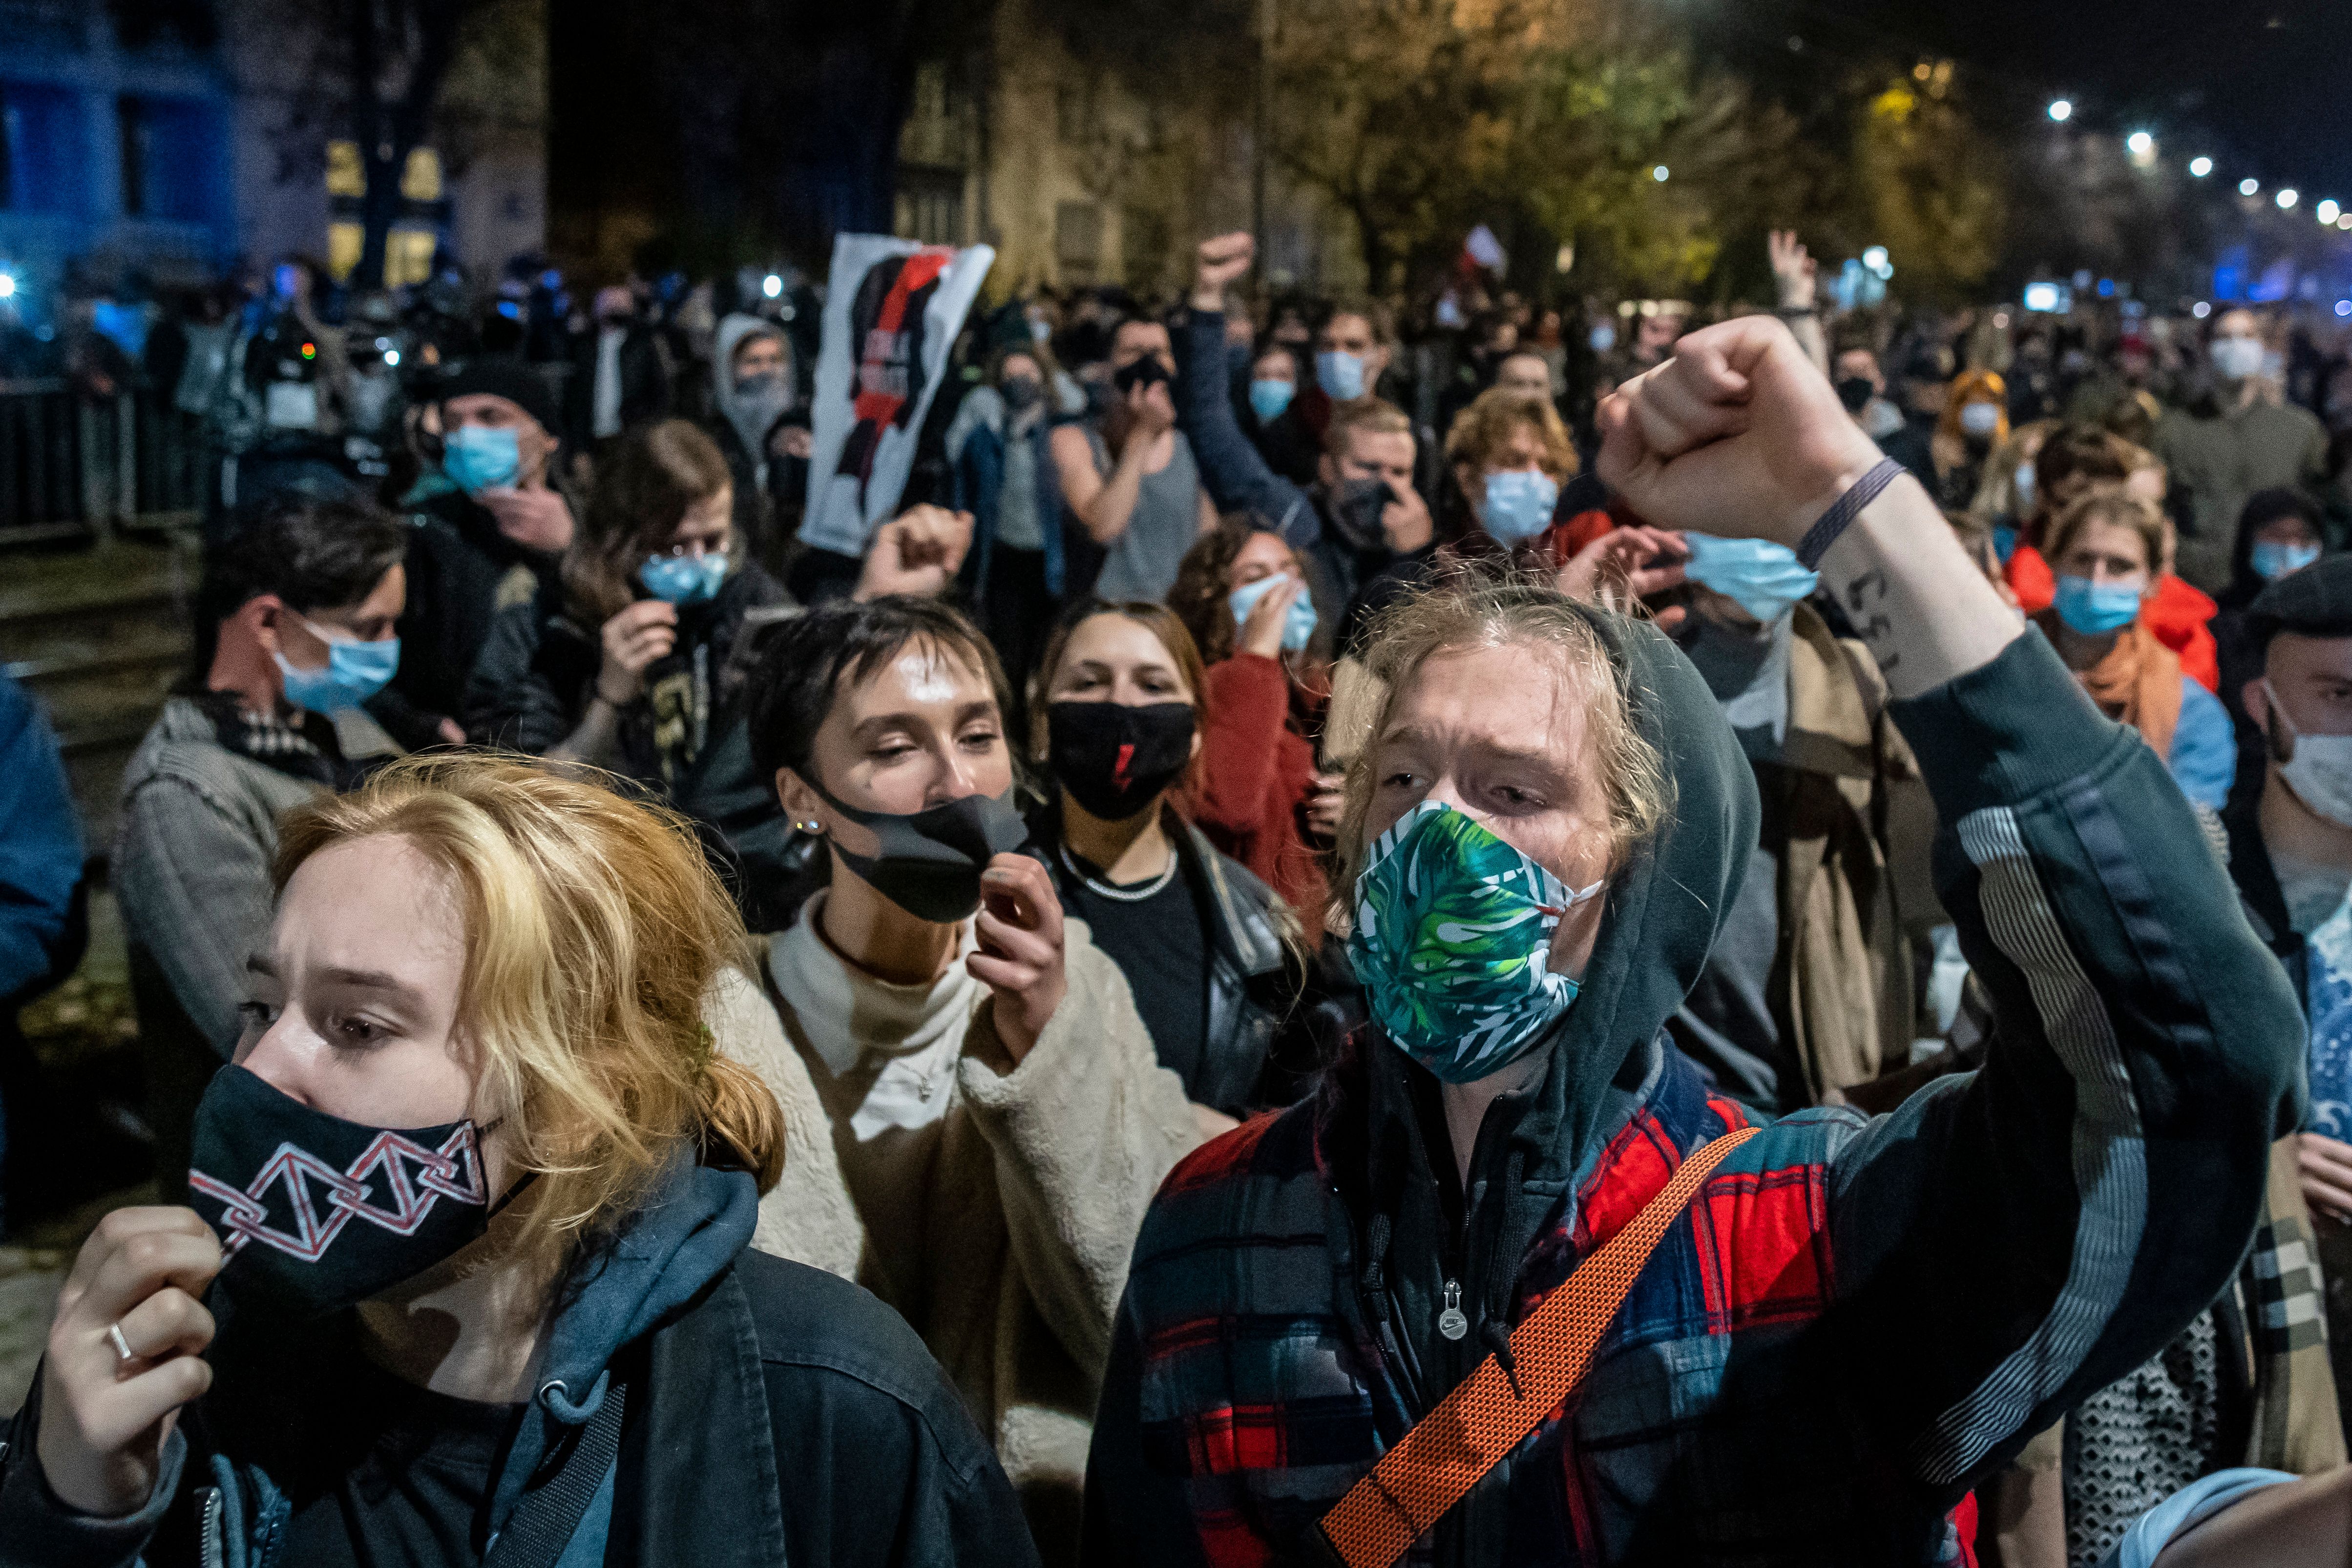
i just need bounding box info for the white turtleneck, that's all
[765,889,980,1310]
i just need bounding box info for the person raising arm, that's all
[1084,315,2302,1567]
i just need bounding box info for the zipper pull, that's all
[1437,1278,1468,1341]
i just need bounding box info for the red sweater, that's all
[1183,653,1328,939]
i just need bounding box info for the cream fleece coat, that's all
[711,916,1206,1564]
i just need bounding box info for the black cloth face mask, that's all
[811,780,1029,923]
[1048,701,1196,821]
[1328,477,1398,553]
[188,1064,495,1322]
[1835,376,1876,414]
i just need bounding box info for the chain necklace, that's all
[1057,839,1177,902]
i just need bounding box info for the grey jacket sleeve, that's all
[1820,629,2306,1493]
[113,777,278,1059]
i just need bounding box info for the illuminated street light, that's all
[2126,131,2153,155]
[1652,165,1670,182]
[0,274,15,300]
[2321,200,2343,225]
[384,348,401,367]
[762,273,783,299]
[2191,301,2212,319]
[2279,188,2300,209]
[2188,156,2213,178]
[2047,99,2073,122]
[2241,177,2261,196]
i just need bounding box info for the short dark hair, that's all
[747,596,1014,790]
[191,494,408,678]
[202,494,407,623]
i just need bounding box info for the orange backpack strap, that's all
[1317,1125,1761,1568]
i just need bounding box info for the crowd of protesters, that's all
[7,215,2352,1568]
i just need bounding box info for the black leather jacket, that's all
[1031,806,1316,1117]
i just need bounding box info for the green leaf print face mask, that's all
[1348,800,1603,1083]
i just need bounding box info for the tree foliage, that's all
[976,0,2016,301]
[1249,0,1802,295]
[1850,65,2007,301]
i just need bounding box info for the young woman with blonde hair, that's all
[2,755,1035,1567]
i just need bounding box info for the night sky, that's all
[1701,0,2352,201]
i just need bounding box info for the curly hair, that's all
[1169,517,1291,665]
[1443,387,1578,480]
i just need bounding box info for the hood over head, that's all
[712,313,791,433]
[1508,599,1761,1164]
[1349,594,1760,1337]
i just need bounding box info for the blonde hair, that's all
[1445,386,1579,480]
[1330,567,1668,928]
[1325,397,1414,460]
[272,755,784,1268]
[1967,418,2059,520]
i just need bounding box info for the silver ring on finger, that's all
[108,1321,135,1361]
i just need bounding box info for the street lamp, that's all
[2126,131,2153,155]
[1652,165,1670,182]
[2279,188,2300,210]
[762,273,783,299]
[2241,177,2261,196]
[2188,156,2213,178]
[2047,99,2073,123]
[0,273,15,300]
[2321,200,2342,226]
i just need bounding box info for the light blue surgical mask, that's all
[1248,378,1296,424]
[441,424,521,493]
[1683,533,1819,624]
[640,551,729,605]
[2052,574,2144,635]
[1228,572,1317,653]
[1481,470,1559,544]
[1350,800,1603,1083]
[1316,349,1367,401]
[2252,541,2321,582]
[274,619,400,713]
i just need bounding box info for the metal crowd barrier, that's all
[0,379,206,547]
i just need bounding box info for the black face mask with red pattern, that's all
[188,1065,499,1322]
[1047,701,1197,823]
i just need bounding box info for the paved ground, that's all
[1,534,193,1414]
[0,1186,157,1412]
